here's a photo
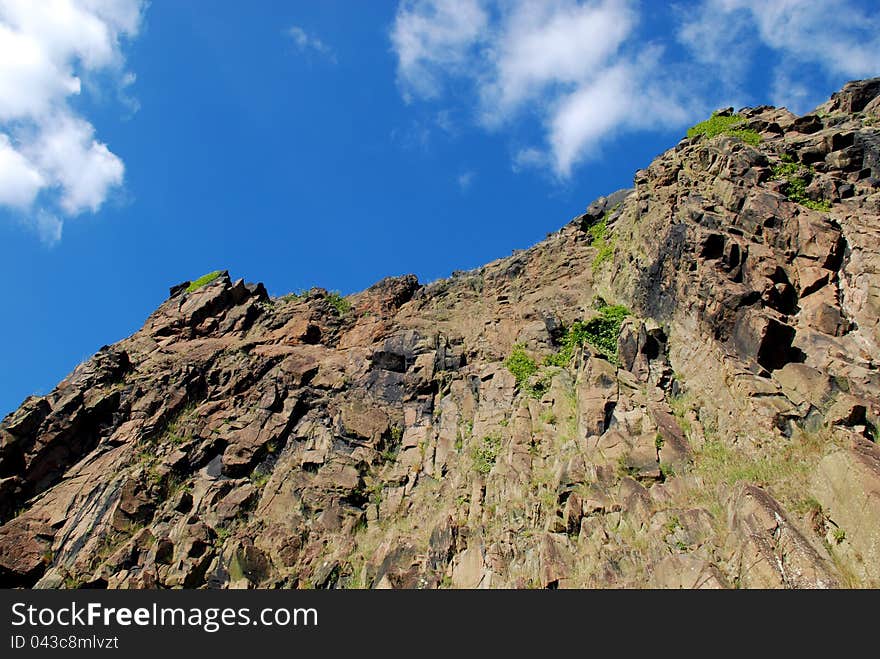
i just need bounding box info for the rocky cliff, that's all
[2,79,880,589]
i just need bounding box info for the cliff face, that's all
[2,80,880,589]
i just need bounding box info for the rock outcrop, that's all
[2,79,880,589]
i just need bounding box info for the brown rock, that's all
[0,516,53,587]
[732,311,796,370]
[727,484,838,588]
[339,399,389,443]
[649,555,727,589]
[812,436,880,585]
[774,363,833,409]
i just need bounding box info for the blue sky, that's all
[1,0,878,416]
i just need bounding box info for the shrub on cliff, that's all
[687,112,761,146]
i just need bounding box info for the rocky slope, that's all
[2,79,880,589]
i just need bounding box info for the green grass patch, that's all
[586,214,616,272]
[250,466,271,489]
[668,393,694,438]
[213,525,232,548]
[544,321,591,367]
[586,216,607,243]
[802,199,832,212]
[691,432,825,502]
[505,346,551,398]
[186,270,223,293]
[506,345,538,388]
[592,239,615,271]
[580,204,621,272]
[582,305,630,363]
[771,161,832,212]
[472,433,502,475]
[539,408,557,425]
[281,290,309,303]
[527,372,552,399]
[545,305,630,366]
[665,432,828,548]
[155,402,196,447]
[693,440,779,486]
[366,481,384,506]
[687,112,761,146]
[326,291,351,315]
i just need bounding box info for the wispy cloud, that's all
[679,0,880,113]
[286,25,336,62]
[0,0,144,245]
[391,0,880,178]
[390,118,433,151]
[0,134,43,208]
[434,109,456,134]
[391,0,690,178]
[457,169,475,191]
[391,0,488,102]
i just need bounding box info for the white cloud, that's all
[680,0,880,112]
[0,0,143,242]
[736,0,880,78]
[392,0,880,177]
[549,51,691,176]
[0,134,44,208]
[435,109,456,134]
[390,118,433,151]
[457,169,475,190]
[771,67,821,113]
[391,0,489,101]
[512,147,549,173]
[391,0,690,177]
[676,2,753,93]
[286,25,335,61]
[35,210,62,245]
[25,113,124,215]
[482,0,636,121]
[548,65,633,175]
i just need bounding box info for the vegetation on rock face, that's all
[583,305,630,363]
[682,426,830,530]
[186,270,222,293]
[160,403,195,446]
[544,321,590,367]
[505,345,537,388]
[278,288,351,314]
[687,112,762,146]
[772,159,832,211]
[250,466,271,489]
[472,433,502,475]
[281,290,308,303]
[585,209,617,271]
[326,291,351,315]
[505,346,553,399]
[591,221,614,271]
[544,305,630,366]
